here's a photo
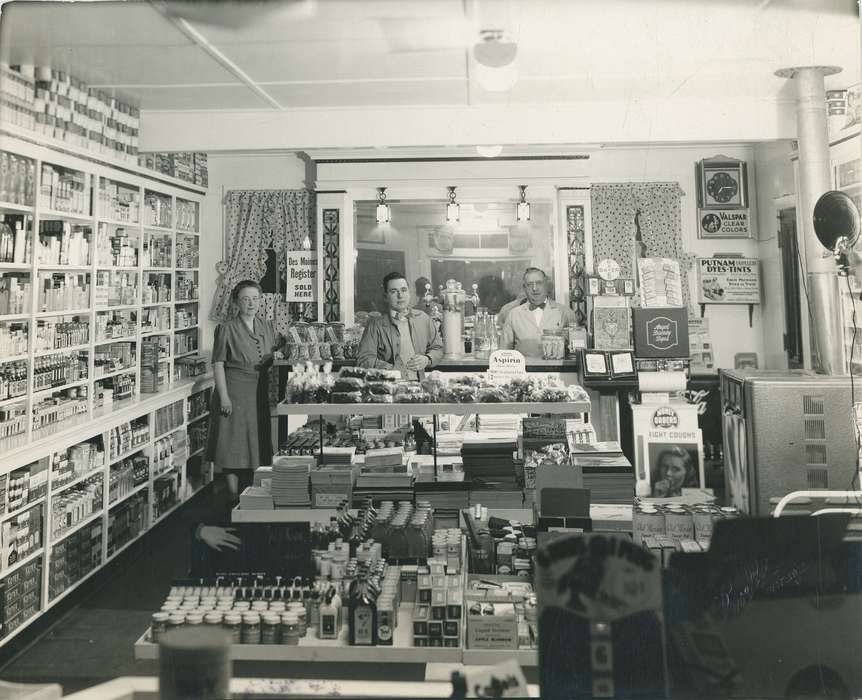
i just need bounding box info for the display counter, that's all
[65,674,541,698]
[277,358,579,372]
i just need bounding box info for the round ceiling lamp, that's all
[476,144,503,158]
[473,29,518,92]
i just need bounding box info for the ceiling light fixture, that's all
[516,185,531,223]
[375,187,391,224]
[473,29,518,92]
[446,186,460,224]
[476,144,503,158]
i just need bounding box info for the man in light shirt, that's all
[501,267,578,358]
[357,271,443,379]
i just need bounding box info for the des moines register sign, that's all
[285,251,318,302]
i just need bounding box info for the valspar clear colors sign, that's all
[697,208,751,238]
[285,251,317,302]
[696,257,761,305]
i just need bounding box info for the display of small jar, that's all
[223,612,242,644]
[241,612,262,644]
[281,612,300,645]
[261,612,281,644]
[541,329,566,360]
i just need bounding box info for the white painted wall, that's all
[199,152,308,352]
[754,141,798,369]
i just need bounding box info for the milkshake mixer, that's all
[440,279,466,359]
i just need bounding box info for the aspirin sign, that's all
[285,251,318,302]
[488,350,527,384]
[696,257,760,305]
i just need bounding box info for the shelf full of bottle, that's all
[109,415,149,461]
[108,452,149,506]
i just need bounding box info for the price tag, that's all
[487,350,526,384]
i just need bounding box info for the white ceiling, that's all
[0,0,859,149]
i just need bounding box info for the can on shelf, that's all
[261,613,281,644]
[222,612,242,644]
[240,612,261,644]
[151,611,169,643]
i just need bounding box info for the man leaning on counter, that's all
[501,267,578,358]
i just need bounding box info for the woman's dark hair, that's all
[231,280,263,303]
[382,271,407,293]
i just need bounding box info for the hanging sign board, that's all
[696,257,760,305]
[697,209,752,238]
[285,250,317,302]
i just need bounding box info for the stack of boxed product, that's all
[465,579,537,652]
[137,152,208,187]
[0,65,141,163]
[632,498,741,566]
[411,559,463,648]
[0,556,42,640]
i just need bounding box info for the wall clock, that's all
[696,156,748,209]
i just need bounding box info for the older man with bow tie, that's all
[500,267,578,358]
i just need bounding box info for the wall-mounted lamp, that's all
[516,185,531,223]
[301,234,312,250]
[375,187,391,224]
[476,144,503,158]
[446,186,460,223]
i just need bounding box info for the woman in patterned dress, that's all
[206,280,284,499]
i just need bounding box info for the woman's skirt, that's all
[205,367,273,471]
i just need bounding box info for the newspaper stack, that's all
[477,414,520,433]
[239,486,274,510]
[271,455,313,506]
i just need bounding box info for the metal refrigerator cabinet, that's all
[720,369,856,516]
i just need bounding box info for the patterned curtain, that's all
[210,189,314,322]
[590,183,691,308]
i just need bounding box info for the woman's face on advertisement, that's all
[662,454,688,488]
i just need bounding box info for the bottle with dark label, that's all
[318,587,339,640]
[348,571,377,646]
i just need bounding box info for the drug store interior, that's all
[0,1,861,698]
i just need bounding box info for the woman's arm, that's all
[213,361,232,415]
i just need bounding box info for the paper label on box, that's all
[314,492,345,507]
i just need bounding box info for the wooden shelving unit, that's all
[0,134,211,648]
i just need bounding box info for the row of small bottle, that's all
[108,454,148,503]
[39,164,89,216]
[32,352,87,392]
[95,314,136,342]
[145,236,172,268]
[0,402,27,440]
[51,475,102,539]
[144,193,171,228]
[175,200,197,232]
[0,324,27,357]
[37,220,89,266]
[142,279,171,304]
[471,311,500,357]
[0,275,31,315]
[109,419,149,459]
[39,276,88,312]
[152,434,177,475]
[52,440,105,488]
[0,151,36,206]
[99,182,139,223]
[0,216,28,263]
[142,306,170,332]
[94,343,134,377]
[175,276,198,301]
[0,360,27,401]
[35,320,88,350]
[174,308,197,329]
[173,331,197,356]
[102,373,135,402]
[32,391,88,432]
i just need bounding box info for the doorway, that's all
[355,248,406,313]
[778,207,804,368]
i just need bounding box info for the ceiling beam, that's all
[140,97,797,152]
